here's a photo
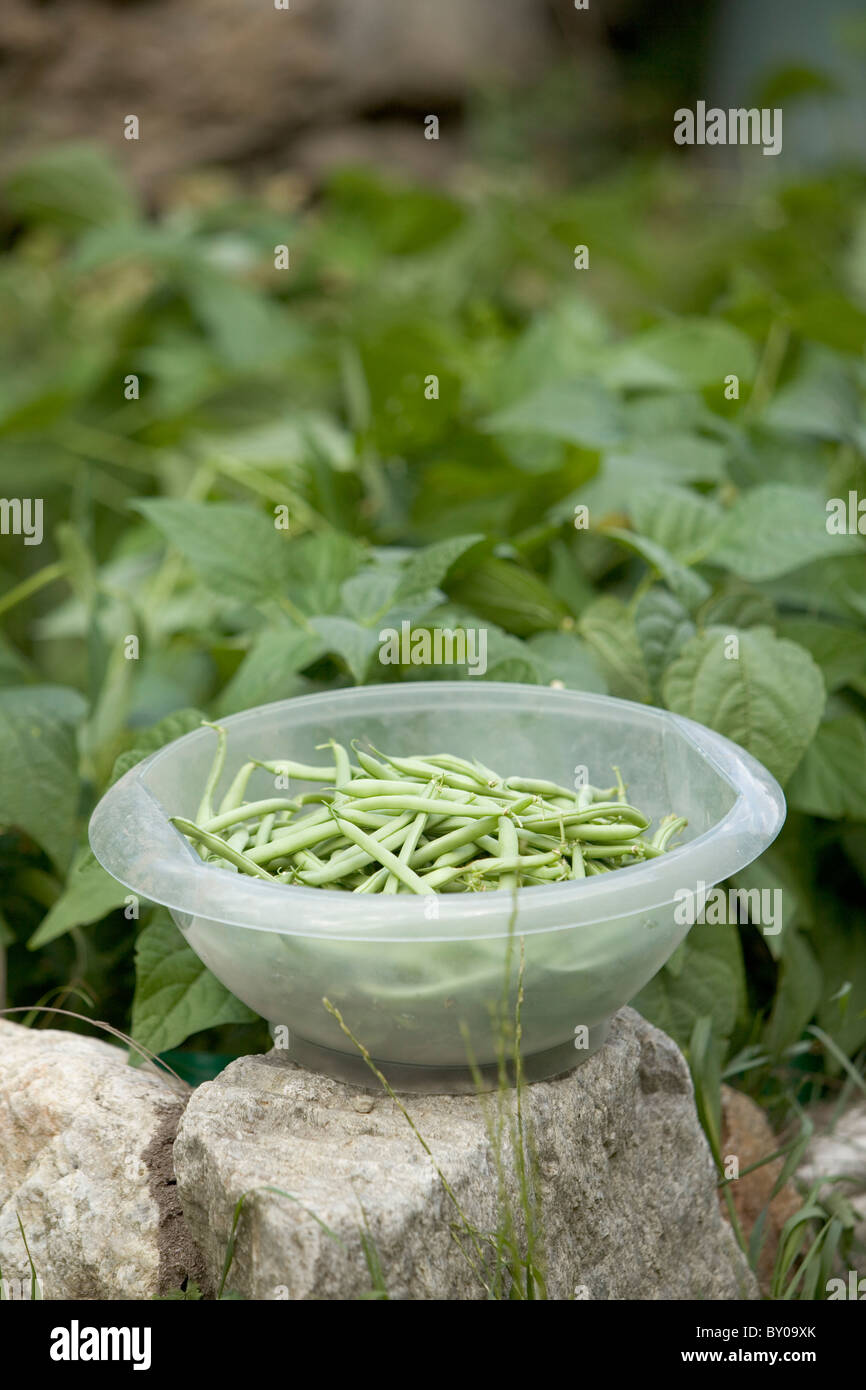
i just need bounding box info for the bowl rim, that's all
[88,682,787,941]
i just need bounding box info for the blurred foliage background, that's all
[0,0,865,1222]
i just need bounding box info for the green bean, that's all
[460,852,561,877]
[580,842,645,860]
[354,866,391,893]
[504,776,579,799]
[195,722,227,824]
[338,793,511,820]
[651,814,688,851]
[352,747,397,780]
[320,738,351,787]
[329,804,407,829]
[317,815,435,895]
[417,753,492,785]
[253,757,339,783]
[629,838,665,859]
[383,780,436,895]
[497,814,520,891]
[245,813,371,864]
[430,841,480,869]
[419,864,469,890]
[404,815,500,868]
[254,812,276,848]
[339,778,443,799]
[521,805,648,835]
[204,822,251,870]
[179,732,685,894]
[340,779,523,818]
[371,746,503,797]
[295,814,415,883]
[218,760,257,814]
[172,817,276,880]
[202,798,301,835]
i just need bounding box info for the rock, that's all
[0,1021,202,1300]
[174,1007,757,1300]
[799,1099,866,1249]
[718,1084,802,1290]
[0,0,560,191]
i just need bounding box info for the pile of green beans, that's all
[171,723,687,895]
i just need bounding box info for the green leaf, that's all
[283,532,366,616]
[484,295,610,406]
[761,348,860,441]
[154,1282,204,1301]
[28,847,129,949]
[811,906,866,1058]
[0,908,15,948]
[446,556,568,637]
[524,631,608,693]
[635,588,696,691]
[132,910,257,1056]
[756,63,838,107]
[395,534,484,602]
[482,380,624,449]
[786,715,866,819]
[610,436,729,486]
[183,268,302,370]
[578,597,652,703]
[699,585,777,630]
[765,929,822,1056]
[0,685,87,871]
[775,618,866,693]
[550,442,727,525]
[628,483,723,562]
[631,920,746,1046]
[0,635,36,688]
[340,568,402,625]
[218,629,324,715]
[0,685,88,723]
[4,144,137,229]
[602,527,711,610]
[708,484,865,582]
[484,655,540,683]
[109,709,207,786]
[132,500,294,604]
[730,845,808,960]
[310,616,379,684]
[662,628,825,784]
[610,318,757,389]
[688,1015,724,1165]
[547,538,596,615]
[761,554,866,623]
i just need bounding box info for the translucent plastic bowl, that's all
[89,683,785,1092]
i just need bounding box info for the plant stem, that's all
[0,562,66,618]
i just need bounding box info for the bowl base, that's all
[281,1017,612,1094]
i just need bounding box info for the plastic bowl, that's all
[89,683,785,1092]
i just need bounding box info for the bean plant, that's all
[0,142,864,1150]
